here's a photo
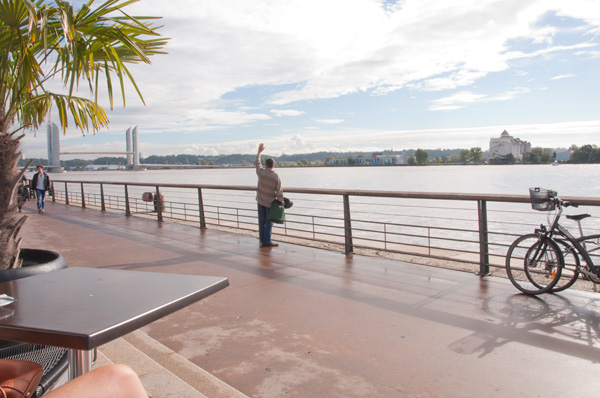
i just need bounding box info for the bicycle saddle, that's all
[566,213,591,221]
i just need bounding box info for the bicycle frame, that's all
[537,199,600,280]
[506,189,599,295]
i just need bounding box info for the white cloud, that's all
[429,91,488,110]
[270,109,305,117]
[66,2,594,118]
[314,119,345,125]
[429,87,531,110]
[263,0,600,105]
[185,109,271,128]
[120,0,600,115]
[551,74,576,80]
[19,0,600,159]
[553,0,600,34]
[504,43,598,62]
[167,121,600,155]
[411,71,489,92]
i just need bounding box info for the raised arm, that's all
[255,143,265,171]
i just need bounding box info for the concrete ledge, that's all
[123,330,248,398]
[99,336,205,398]
[98,330,247,398]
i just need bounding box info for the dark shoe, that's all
[261,242,279,248]
[38,209,42,214]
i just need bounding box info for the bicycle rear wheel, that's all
[576,234,600,283]
[577,234,600,263]
[506,234,563,295]
[551,239,579,292]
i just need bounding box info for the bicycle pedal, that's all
[582,267,600,283]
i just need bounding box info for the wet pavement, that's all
[20,200,600,398]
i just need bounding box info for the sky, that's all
[20,0,600,160]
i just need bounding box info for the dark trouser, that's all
[36,188,46,210]
[257,204,273,245]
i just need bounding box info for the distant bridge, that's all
[46,124,141,171]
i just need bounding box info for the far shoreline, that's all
[56,161,577,172]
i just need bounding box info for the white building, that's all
[489,130,531,160]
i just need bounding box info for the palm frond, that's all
[0,0,167,270]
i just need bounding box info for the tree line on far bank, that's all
[408,144,600,165]
[568,144,600,163]
[407,145,599,165]
[19,144,600,170]
[490,145,600,165]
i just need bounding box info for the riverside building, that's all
[489,130,531,160]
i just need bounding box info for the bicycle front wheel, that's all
[506,234,563,295]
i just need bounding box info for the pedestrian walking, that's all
[17,176,29,212]
[255,143,284,247]
[30,165,51,213]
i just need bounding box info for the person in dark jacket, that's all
[30,165,50,213]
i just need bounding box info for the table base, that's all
[68,349,92,380]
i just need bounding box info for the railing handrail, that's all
[51,178,600,278]
[52,179,600,206]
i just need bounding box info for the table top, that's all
[0,267,229,350]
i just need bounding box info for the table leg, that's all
[68,348,93,380]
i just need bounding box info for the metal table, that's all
[0,267,229,379]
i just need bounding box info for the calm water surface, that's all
[51,164,600,198]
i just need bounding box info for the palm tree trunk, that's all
[0,112,29,270]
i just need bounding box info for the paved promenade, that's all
[20,200,600,398]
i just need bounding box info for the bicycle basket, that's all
[529,187,557,211]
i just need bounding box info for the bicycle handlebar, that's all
[551,196,578,209]
[565,201,579,208]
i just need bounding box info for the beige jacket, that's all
[255,154,284,208]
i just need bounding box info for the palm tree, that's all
[0,0,168,270]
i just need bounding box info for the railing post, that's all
[428,228,431,256]
[100,184,105,211]
[64,182,69,205]
[384,224,387,251]
[80,183,85,208]
[197,188,206,229]
[155,186,163,222]
[343,194,353,254]
[124,185,130,216]
[477,200,490,276]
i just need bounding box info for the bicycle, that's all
[505,187,600,295]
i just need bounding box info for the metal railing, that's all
[51,179,600,275]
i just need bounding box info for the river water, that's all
[46,163,600,259]
[49,163,600,197]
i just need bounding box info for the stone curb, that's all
[98,330,248,398]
